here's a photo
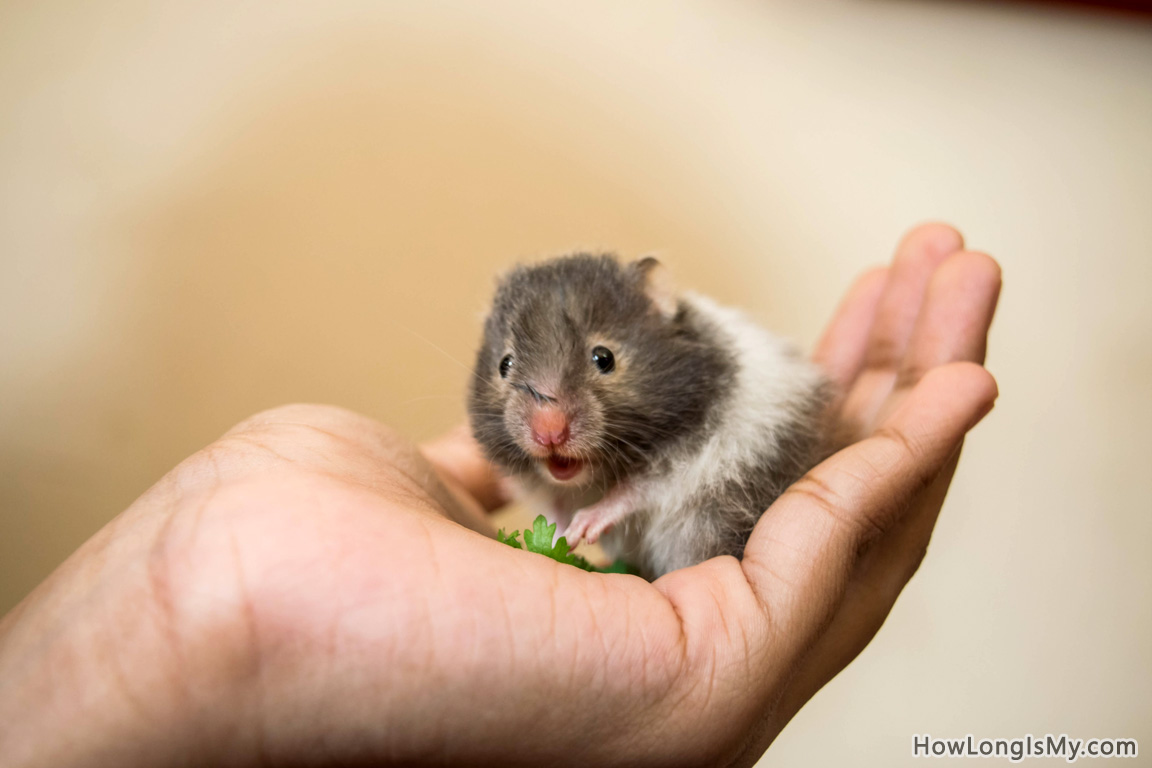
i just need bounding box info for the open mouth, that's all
[546,455,585,482]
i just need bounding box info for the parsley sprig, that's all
[497,515,637,575]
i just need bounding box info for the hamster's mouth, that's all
[545,455,585,482]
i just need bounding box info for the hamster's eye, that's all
[499,354,514,379]
[591,346,615,374]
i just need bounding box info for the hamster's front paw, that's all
[563,509,600,546]
[564,492,637,546]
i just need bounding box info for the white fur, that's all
[609,293,826,574]
[654,294,819,495]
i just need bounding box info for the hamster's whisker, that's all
[600,414,684,438]
[596,427,655,457]
[397,322,504,395]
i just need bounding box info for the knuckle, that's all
[895,361,931,391]
[787,474,843,516]
[864,335,904,371]
[788,472,887,544]
[871,423,920,464]
[870,424,937,505]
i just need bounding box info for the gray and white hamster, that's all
[469,253,830,580]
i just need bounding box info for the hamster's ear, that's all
[631,256,678,319]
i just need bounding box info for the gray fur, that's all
[469,253,831,579]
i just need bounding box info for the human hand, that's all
[0,223,1000,767]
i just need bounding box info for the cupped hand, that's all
[0,224,1000,768]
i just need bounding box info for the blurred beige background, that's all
[2,0,1149,763]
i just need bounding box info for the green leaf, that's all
[521,515,558,555]
[499,515,636,575]
[496,528,522,549]
[521,515,587,569]
[597,559,642,576]
[559,542,597,572]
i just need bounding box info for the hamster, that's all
[468,253,831,580]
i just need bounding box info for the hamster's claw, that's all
[565,506,625,546]
[566,484,640,547]
[563,512,594,546]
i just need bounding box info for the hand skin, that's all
[0,224,1000,767]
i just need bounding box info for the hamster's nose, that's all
[530,406,570,447]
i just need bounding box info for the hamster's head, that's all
[469,253,730,489]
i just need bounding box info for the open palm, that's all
[0,224,1000,768]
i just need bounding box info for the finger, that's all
[838,224,965,433]
[421,425,509,512]
[835,251,1000,590]
[895,250,1002,391]
[863,223,965,372]
[757,246,999,724]
[740,248,998,755]
[812,267,889,392]
[740,362,997,661]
